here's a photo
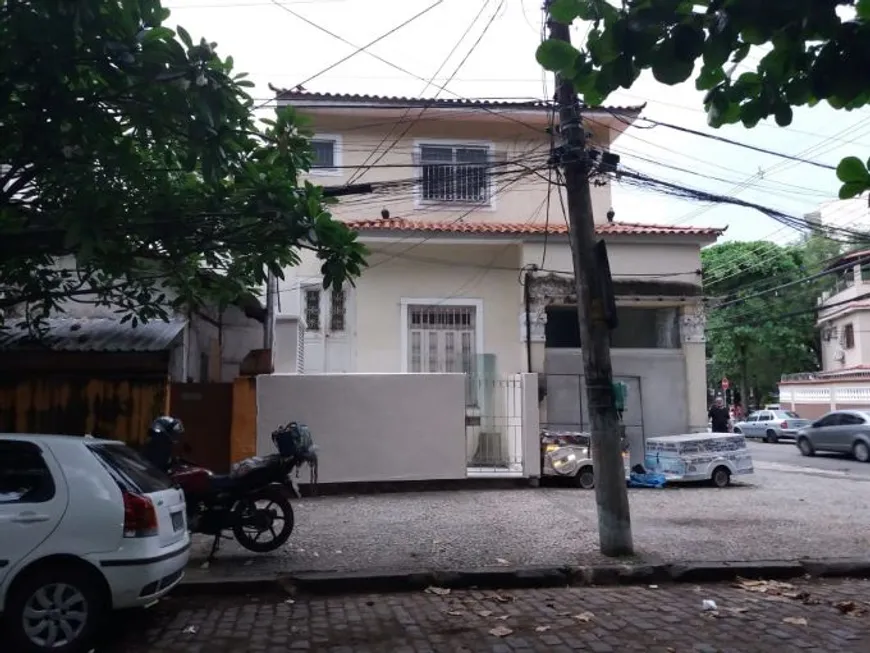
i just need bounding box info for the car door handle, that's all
[12,512,51,524]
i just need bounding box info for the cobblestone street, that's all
[101,578,870,652]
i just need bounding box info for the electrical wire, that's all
[345,0,495,186]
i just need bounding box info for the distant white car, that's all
[0,434,190,653]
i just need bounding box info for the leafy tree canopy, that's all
[0,0,366,328]
[537,0,870,199]
[703,236,841,397]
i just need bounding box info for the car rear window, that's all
[89,443,174,494]
[776,411,801,419]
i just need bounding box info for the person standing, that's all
[708,397,731,433]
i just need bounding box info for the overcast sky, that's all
[167,0,870,242]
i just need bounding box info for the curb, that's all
[174,558,870,597]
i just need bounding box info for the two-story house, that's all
[273,90,723,442]
[780,248,870,417]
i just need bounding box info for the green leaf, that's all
[836,156,869,183]
[858,0,870,19]
[651,45,694,85]
[773,102,793,126]
[536,39,579,73]
[696,64,726,91]
[839,180,867,200]
[177,25,193,48]
[548,0,581,23]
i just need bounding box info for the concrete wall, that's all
[272,315,302,373]
[256,373,469,484]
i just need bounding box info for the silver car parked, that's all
[795,409,870,462]
[732,410,810,443]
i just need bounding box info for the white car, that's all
[0,434,190,653]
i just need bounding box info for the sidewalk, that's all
[185,468,870,583]
[102,578,870,652]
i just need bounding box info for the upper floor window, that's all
[844,323,855,349]
[417,143,492,205]
[309,135,341,175]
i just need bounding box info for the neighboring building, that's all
[780,248,870,417]
[272,90,723,441]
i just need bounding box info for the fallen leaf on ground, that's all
[284,599,295,605]
[182,626,198,635]
[724,607,750,615]
[446,610,464,617]
[535,625,551,632]
[335,550,342,554]
[494,594,514,603]
[736,579,795,596]
[783,616,808,626]
[834,601,866,616]
[477,610,493,617]
[312,552,319,557]
[495,615,510,621]
[425,586,451,596]
[495,558,510,565]
[489,626,513,638]
[648,584,659,589]
[556,611,572,617]
[199,561,209,570]
[574,612,595,622]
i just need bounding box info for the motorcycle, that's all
[144,419,318,559]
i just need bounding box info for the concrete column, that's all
[521,373,542,478]
[680,305,708,433]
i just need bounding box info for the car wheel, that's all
[711,466,731,488]
[6,563,107,653]
[798,437,815,457]
[573,466,595,489]
[853,441,870,463]
[765,430,779,444]
[732,427,742,434]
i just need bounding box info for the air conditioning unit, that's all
[834,349,846,362]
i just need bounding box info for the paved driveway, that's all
[186,465,870,580]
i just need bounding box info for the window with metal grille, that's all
[311,139,336,170]
[304,289,320,332]
[418,144,490,204]
[844,323,855,349]
[408,305,476,374]
[330,287,346,332]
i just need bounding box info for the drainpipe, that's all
[523,265,537,372]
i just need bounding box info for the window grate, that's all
[304,289,320,332]
[311,139,336,169]
[418,145,490,204]
[330,287,346,332]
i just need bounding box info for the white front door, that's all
[301,282,353,373]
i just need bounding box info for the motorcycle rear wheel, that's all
[231,487,295,553]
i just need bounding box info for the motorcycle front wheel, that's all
[231,487,295,553]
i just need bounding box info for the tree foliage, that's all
[0,0,366,328]
[703,236,841,398]
[537,0,870,198]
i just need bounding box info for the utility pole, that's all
[545,2,633,556]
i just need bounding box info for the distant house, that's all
[269,90,723,439]
[780,248,870,417]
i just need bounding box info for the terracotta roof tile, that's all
[274,89,643,115]
[344,218,723,237]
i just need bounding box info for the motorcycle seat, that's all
[209,474,237,491]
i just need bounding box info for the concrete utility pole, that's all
[545,2,633,556]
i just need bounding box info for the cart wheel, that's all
[711,466,731,488]
[574,466,595,490]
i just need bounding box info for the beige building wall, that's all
[299,113,615,225]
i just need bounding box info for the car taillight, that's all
[781,421,788,429]
[122,491,158,538]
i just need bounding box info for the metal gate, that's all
[466,375,524,475]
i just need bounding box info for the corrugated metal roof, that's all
[0,317,186,352]
[344,217,724,237]
[274,90,644,115]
